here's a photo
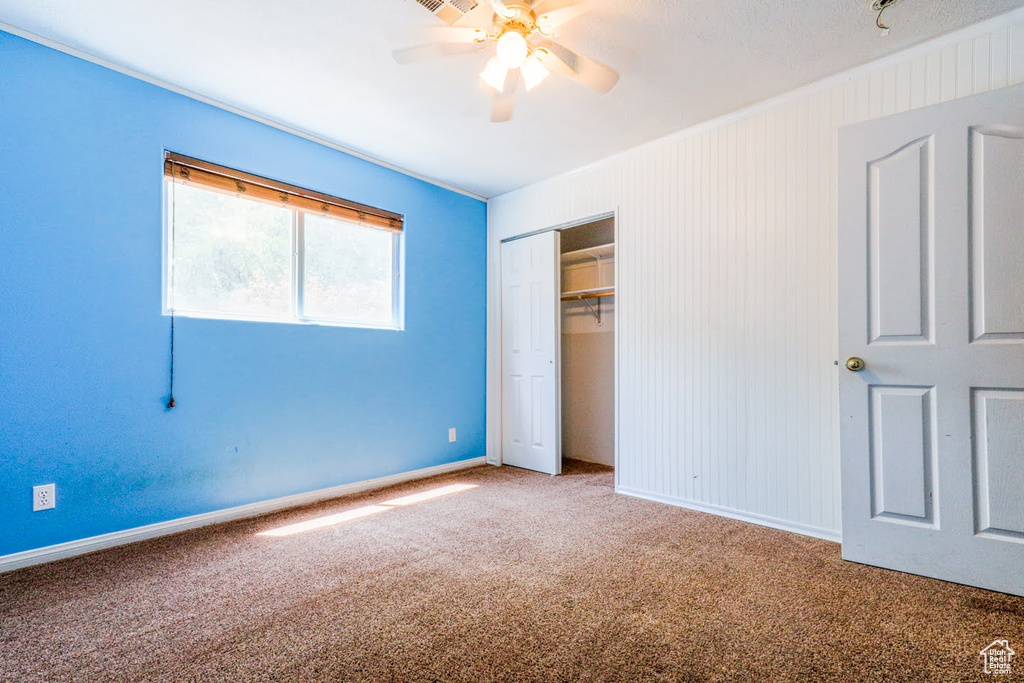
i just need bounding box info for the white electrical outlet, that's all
[448,428,457,443]
[33,484,55,511]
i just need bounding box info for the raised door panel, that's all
[531,376,545,449]
[970,129,1024,343]
[973,390,1024,541]
[868,137,933,345]
[531,281,545,355]
[507,376,524,447]
[869,386,937,526]
[505,284,523,356]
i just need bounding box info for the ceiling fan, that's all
[394,0,620,122]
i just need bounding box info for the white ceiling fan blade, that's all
[533,47,577,81]
[533,40,619,93]
[395,26,487,44]
[393,41,486,65]
[532,0,590,31]
[488,0,516,19]
[456,4,498,30]
[491,69,521,122]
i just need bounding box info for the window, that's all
[164,153,403,329]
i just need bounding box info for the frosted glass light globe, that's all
[496,31,528,69]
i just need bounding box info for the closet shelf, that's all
[561,286,615,301]
[561,242,615,266]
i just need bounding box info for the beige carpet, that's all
[1,460,1022,682]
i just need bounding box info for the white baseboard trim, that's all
[0,456,487,574]
[616,486,842,544]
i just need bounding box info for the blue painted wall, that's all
[0,31,487,557]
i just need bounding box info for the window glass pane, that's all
[303,214,394,325]
[169,182,292,318]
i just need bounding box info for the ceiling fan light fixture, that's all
[480,55,509,92]
[521,52,550,91]
[496,30,529,69]
[398,0,620,123]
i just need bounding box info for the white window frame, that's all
[163,179,405,331]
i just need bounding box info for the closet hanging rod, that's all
[561,289,615,302]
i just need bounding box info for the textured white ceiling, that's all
[1,0,1022,197]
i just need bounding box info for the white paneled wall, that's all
[487,9,1024,541]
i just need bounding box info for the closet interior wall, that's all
[561,219,615,467]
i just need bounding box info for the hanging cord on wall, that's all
[167,314,176,408]
[167,168,177,409]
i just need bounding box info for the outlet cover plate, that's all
[33,484,55,511]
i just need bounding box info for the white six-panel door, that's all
[501,231,561,475]
[839,83,1024,596]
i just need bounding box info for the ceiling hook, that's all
[871,0,899,35]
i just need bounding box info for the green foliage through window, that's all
[166,181,401,328]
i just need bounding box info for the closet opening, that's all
[559,217,615,470]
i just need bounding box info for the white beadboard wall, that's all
[486,8,1024,542]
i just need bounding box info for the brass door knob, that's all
[845,357,866,372]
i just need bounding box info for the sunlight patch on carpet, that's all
[257,483,479,537]
[257,505,392,537]
[383,484,478,507]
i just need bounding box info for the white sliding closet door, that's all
[838,83,1024,596]
[501,231,561,475]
